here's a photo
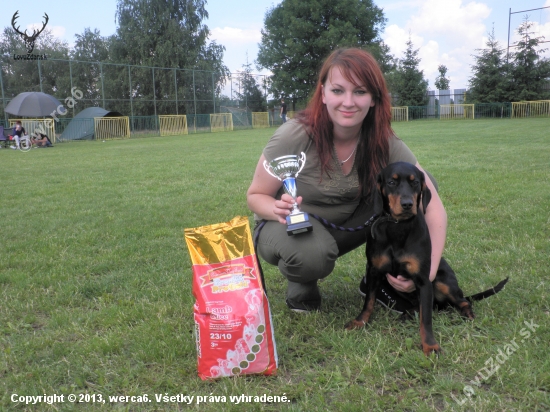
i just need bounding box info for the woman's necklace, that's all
[335,139,359,165]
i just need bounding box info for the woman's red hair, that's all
[297,48,393,198]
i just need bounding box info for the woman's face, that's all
[322,66,375,133]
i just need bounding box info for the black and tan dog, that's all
[345,162,508,355]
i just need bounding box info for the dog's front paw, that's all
[422,343,442,356]
[459,302,475,320]
[461,309,475,320]
[344,319,366,330]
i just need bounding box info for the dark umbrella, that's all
[5,92,63,117]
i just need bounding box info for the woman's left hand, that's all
[386,274,416,293]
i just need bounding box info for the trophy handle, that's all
[296,152,306,177]
[263,159,281,181]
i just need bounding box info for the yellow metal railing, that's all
[252,112,270,128]
[94,117,130,140]
[9,118,56,143]
[210,113,233,132]
[511,101,550,118]
[391,107,409,122]
[159,115,188,136]
[440,104,475,120]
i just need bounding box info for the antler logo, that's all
[11,11,49,54]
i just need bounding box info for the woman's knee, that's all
[256,220,338,283]
[277,245,337,283]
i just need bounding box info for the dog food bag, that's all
[184,216,278,380]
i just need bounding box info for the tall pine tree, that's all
[468,28,510,103]
[234,58,266,112]
[508,18,550,101]
[388,37,428,106]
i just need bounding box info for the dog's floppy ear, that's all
[420,172,432,212]
[373,172,384,215]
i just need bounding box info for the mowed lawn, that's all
[0,118,548,411]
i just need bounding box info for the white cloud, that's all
[409,0,491,42]
[382,0,494,89]
[382,24,406,55]
[210,27,262,44]
[380,0,425,12]
[50,26,67,39]
[383,24,424,57]
[418,40,440,87]
[27,23,66,42]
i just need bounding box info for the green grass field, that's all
[1,119,549,411]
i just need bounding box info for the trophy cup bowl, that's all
[263,153,313,235]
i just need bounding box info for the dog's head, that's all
[373,162,432,221]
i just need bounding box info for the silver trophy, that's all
[263,152,313,235]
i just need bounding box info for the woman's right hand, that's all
[247,154,308,224]
[273,194,302,224]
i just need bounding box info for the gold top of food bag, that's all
[184,216,255,265]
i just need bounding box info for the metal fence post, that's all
[69,60,75,117]
[212,72,215,113]
[0,62,6,123]
[38,59,43,92]
[100,62,105,109]
[262,76,269,109]
[152,67,157,117]
[174,68,178,115]
[128,65,134,120]
[193,69,197,116]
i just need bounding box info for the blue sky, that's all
[3,0,550,90]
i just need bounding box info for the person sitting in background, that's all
[11,121,27,150]
[31,133,53,148]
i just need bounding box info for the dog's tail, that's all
[466,278,509,302]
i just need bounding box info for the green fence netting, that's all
[474,103,512,119]
[1,101,538,144]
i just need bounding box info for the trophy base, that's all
[286,212,313,236]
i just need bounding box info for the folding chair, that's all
[0,126,13,148]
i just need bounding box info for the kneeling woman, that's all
[246,48,446,312]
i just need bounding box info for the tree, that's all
[256,0,388,106]
[234,58,266,112]
[0,27,41,97]
[467,27,511,103]
[0,27,70,99]
[110,0,229,114]
[69,28,111,106]
[72,28,110,62]
[508,17,550,101]
[388,36,428,106]
[434,65,450,90]
[35,31,72,98]
[376,41,397,76]
[1,1,231,118]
